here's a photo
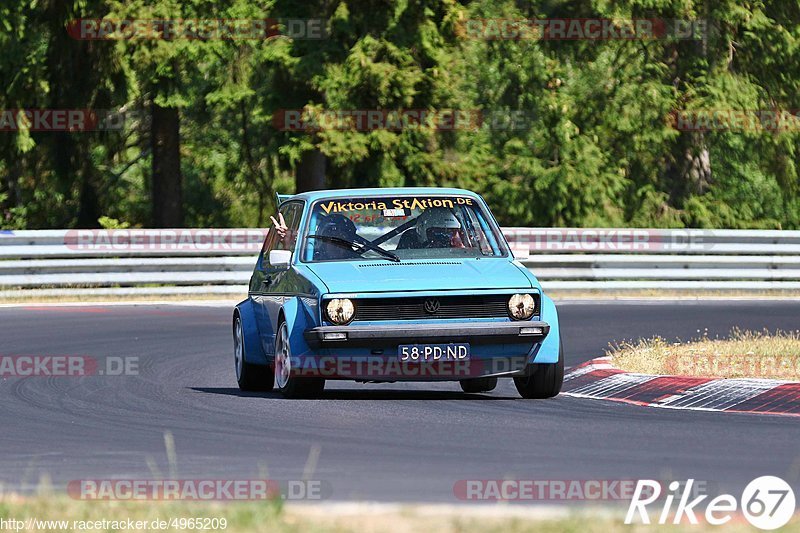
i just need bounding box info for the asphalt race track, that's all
[1,301,798,503]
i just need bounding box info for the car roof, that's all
[280,187,481,205]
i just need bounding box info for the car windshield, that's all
[301,195,508,262]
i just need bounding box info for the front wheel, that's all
[513,339,564,399]
[275,321,325,398]
[234,314,274,392]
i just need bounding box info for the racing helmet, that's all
[317,213,357,239]
[415,208,464,247]
[314,213,358,259]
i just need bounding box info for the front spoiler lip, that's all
[303,321,550,348]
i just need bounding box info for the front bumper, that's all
[304,321,550,348]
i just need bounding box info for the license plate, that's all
[398,343,470,362]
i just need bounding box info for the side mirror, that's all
[269,249,292,269]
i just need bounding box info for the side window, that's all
[259,232,278,269]
[262,202,302,268]
[273,203,301,252]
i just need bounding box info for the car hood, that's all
[306,259,532,293]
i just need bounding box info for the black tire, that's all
[234,314,274,392]
[513,339,564,399]
[459,377,498,393]
[275,320,325,399]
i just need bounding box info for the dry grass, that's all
[609,329,800,380]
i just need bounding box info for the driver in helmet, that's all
[312,213,361,260]
[397,208,466,249]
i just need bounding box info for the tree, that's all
[260,0,465,192]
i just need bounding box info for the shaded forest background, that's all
[1,0,799,229]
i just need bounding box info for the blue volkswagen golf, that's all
[233,187,563,398]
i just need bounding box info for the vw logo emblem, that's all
[423,298,440,314]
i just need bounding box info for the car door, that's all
[250,225,278,356]
[254,201,303,356]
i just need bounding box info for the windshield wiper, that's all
[307,234,401,263]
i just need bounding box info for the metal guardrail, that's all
[2,228,800,297]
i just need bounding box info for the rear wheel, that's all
[513,340,564,399]
[275,321,325,398]
[459,377,498,393]
[234,314,274,392]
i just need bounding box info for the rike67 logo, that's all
[626,477,796,530]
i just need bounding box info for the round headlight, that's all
[325,298,355,325]
[508,294,535,320]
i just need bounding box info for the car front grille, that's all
[351,294,537,321]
